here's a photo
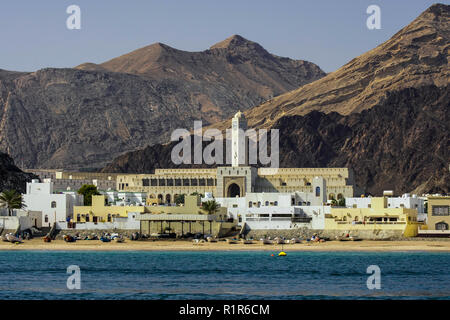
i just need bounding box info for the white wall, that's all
[23,180,83,226]
[56,212,140,230]
[346,194,425,213]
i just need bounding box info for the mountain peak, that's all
[210,34,262,50]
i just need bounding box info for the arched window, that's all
[436,222,449,230]
[248,201,252,208]
[274,201,278,206]
[257,201,261,208]
[86,214,90,222]
[265,201,269,206]
[51,201,57,208]
[315,187,321,197]
[44,215,48,223]
[107,214,112,222]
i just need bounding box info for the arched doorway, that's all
[227,183,241,198]
[158,194,163,204]
[165,194,171,204]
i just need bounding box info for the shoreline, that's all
[1,239,450,252]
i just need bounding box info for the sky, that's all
[0,0,445,73]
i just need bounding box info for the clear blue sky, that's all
[0,0,445,73]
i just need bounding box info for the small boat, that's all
[63,235,76,243]
[226,238,237,244]
[261,239,273,245]
[275,238,285,244]
[114,236,125,243]
[100,236,111,242]
[6,233,22,243]
[290,238,301,244]
[207,236,217,243]
[240,239,253,244]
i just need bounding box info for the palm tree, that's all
[202,200,220,215]
[0,190,26,216]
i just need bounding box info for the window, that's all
[432,206,449,216]
[248,202,252,208]
[142,179,150,186]
[315,187,321,197]
[51,201,57,208]
[77,214,80,222]
[274,201,278,206]
[436,222,449,230]
[44,215,48,223]
[265,201,269,206]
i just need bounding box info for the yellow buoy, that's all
[278,251,287,256]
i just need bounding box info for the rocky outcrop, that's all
[0,152,36,193]
[212,4,449,130]
[0,35,324,170]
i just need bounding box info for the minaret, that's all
[231,111,248,167]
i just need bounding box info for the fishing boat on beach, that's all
[4,233,22,243]
[226,238,238,244]
[261,239,273,245]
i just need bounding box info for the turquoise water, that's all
[0,250,449,299]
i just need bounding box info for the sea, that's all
[0,250,449,300]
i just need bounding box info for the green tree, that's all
[78,184,100,206]
[337,198,346,207]
[191,192,204,198]
[0,190,26,216]
[174,194,186,205]
[202,200,220,215]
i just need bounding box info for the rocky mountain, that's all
[212,4,449,130]
[102,4,450,195]
[0,152,36,193]
[103,85,449,196]
[0,35,325,170]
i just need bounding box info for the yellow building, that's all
[74,195,145,223]
[326,197,419,237]
[426,196,450,231]
[138,195,236,237]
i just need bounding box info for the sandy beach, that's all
[1,238,450,252]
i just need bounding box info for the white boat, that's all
[261,239,273,245]
[207,236,217,242]
[275,237,285,244]
[5,233,22,243]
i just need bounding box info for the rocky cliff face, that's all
[212,4,449,130]
[0,152,36,193]
[102,5,449,195]
[103,85,449,196]
[0,35,325,170]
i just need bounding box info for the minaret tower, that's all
[231,110,248,167]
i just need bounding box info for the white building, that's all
[22,179,84,227]
[214,176,328,230]
[346,193,425,213]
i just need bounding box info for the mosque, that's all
[116,112,355,203]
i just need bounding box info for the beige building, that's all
[138,195,236,237]
[326,197,420,238]
[426,196,450,231]
[117,166,354,204]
